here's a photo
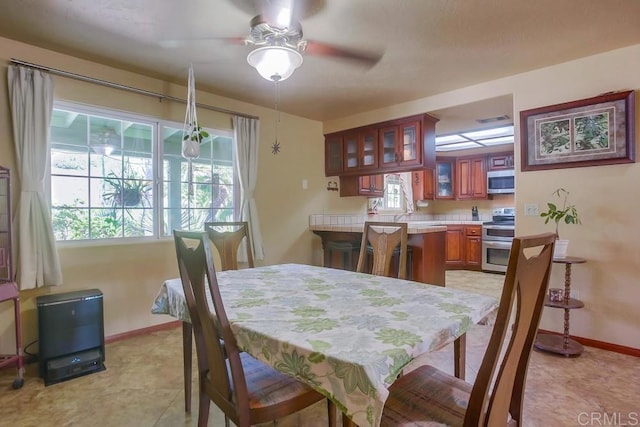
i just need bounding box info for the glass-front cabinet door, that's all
[343,133,359,171]
[379,120,422,168]
[360,129,378,171]
[400,120,421,166]
[343,129,378,172]
[324,135,343,176]
[436,160,455,199]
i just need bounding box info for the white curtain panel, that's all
[400,172,415,214]
[8,65,63,289]
[232,116,265,261]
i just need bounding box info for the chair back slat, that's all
[173,230,251,424]
[465,232,555,426]
[205,221,255,270]
[357,222,408,279]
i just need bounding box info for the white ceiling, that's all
[2,0,640,134]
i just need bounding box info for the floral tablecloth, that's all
[151,263,498,427]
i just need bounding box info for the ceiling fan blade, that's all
[304,41,383,68]
[229,0,325,24]
[159,36,248,48]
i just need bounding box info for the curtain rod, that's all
[10,58,259,120]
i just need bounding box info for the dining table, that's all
[151,263,498,427]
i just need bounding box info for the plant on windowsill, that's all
[539,187,581,258]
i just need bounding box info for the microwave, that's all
[487,169,515,194]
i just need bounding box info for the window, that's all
[50,102,236,242]
[381,174,404,211]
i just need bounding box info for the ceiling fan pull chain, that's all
[271,80,282,155]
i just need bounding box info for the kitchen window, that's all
[49,101,236,242]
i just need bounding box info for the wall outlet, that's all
[524,204,539,216]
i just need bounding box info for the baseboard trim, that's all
[537,329,640,357]
[104,320,182,345]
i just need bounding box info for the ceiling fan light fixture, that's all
[247,46,303,82]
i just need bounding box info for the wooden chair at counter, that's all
[356,222,408,279]
[173,231,332,427]
[204,221,254,270]
[379,233,556,427]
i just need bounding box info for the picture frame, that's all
[520,90,635,171]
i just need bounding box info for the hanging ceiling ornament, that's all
[271,80,281,155]
[182,64,208,195]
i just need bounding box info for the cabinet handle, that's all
[395,153,399,163]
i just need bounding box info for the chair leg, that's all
[328,400,337,427]
[342,413,357,427]
[198,392,210,427]
[182,322,192,413]
[454,333,466,380]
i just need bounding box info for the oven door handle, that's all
[483,241,513,248]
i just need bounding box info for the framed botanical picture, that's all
[520,90,635,171]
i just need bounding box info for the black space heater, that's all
[36,289,105,386]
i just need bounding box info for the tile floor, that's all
[1,270,638,426]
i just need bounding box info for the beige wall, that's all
[1,35,638,352]
[325,44,640,350]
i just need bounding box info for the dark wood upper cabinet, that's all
[411,169,435,201]
[324,113,438,177]
[339,175,384,197]
[324,134,343,176]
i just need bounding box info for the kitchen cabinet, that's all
[465,225,482,270]
[446,225,482,270]
[324,113,438,177]
[456,155,487,199]
[487,151,515,170]
[379,118,423,169]
[339,174,384,197]
[411,169,435,201]
[435,160,455,199]
[445,225,465,267]
[343,129,379,173]
[324,135,343,176]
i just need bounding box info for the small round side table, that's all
[534,256,586,357]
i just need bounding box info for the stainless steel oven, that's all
[482,207,515,273]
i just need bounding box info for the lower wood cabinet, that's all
[446,225,482,271]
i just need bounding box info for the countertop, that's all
[310,221,462,234]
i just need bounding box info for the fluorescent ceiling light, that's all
[436,124,514,152]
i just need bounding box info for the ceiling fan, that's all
[216,0,383,82]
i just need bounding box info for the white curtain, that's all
[8,65,63,289]
[232,116,265,261]
[399,172,414,214]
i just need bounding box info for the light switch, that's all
[524,204,538,216]
[302,179,308,190]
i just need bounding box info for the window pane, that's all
[161,126,235,234]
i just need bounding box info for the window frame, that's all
[49,100,236,246]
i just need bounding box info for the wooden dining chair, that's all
[356,221,408,279]
[379,232,556,427]
[204,221,254,270]
[173,230,330,427]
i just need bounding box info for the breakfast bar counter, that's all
[311,222,447,286]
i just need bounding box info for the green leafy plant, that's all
[103,172,152,208]
[540,188,581,239]
[183,122,209,143]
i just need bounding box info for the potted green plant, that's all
[540,187,581,258]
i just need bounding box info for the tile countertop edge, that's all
[309,224,448,234]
